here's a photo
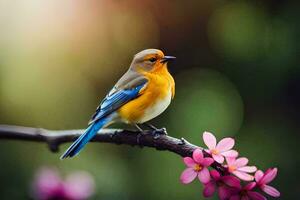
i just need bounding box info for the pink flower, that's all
[32,168,65,200]
[203,131,238,163]
[180,149,214,184]
[226,157,257,181]
[229,182,267,200]
[203,170,241,200]
[255,168,280,197]
[64,171,95,200]
[32,167,95,200]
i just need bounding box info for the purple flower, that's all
[229,182,267,200]
[203,170,241,200]
[32,167,95,200]
[180,149,214,184]
[255,168,280,197]
[177,131,281,200]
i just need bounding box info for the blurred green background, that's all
[0,0,299,199]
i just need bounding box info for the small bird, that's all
[61,49,175,159]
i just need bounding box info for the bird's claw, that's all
[153,127,167,135]
[151,127,167,140]
[136,126,167,141]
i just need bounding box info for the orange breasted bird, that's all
[61,49,176,159]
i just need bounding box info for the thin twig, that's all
[0,124,226,173]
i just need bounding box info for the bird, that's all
[60,49,176,159]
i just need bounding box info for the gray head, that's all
[129,49,176,72]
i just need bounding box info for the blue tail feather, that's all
[60,117,109,159]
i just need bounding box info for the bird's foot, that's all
[152,127,167,135]
[135,123,168,141]
[144,123,168,135]
[151,127,167,140]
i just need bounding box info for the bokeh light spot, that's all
[208,2,267,61]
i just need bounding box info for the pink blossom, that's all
[32,168,65,200]
[203,170,241,200]
[255,168,280,197]
[203,131,238,164]
[32,167,95,200]
[64,171,95,200]
[180,149,214,184]
[229,182,267,200]
[226,157,257,181]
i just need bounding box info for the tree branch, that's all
[0,124,226,173]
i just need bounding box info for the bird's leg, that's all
[144,123,158,130]
[144,123,167,136]
[134,123,144,132]
[134,124,146,144]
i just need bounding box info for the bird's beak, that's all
[160,56,176,63]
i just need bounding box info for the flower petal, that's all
[248,191,267,200]
[33,168,63,199]
[180,168,197,184]
[222,176,241,188]
[261,168,277,184]
[210,170,221,180]
[218,186,234,200]
[225,157,236,166]
[64,171,95,199]
[244,182,256,191]
[198,167,211,184]
[262,185,280,197]
[201,157,214,167]
[264,168,272,175]
[235,157,249,167]
[183,157,196,167]
[221,150,239,158]
[230,195,241,200]
[212,154,225,164]
[203,181,216,197]
[216,138,235,152]
[241,196,250,200]
[238,166,257,173]
[232,171,254,181]
[203,131,217,149]
[193,149,204,163]
[255,170,264,183]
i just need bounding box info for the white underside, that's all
[137,89,172,123]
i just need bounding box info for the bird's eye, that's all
[149,57,157,62]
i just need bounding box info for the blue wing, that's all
[88,79,147,125]
[61,74,148,159]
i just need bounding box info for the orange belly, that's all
[118,68,174,123]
